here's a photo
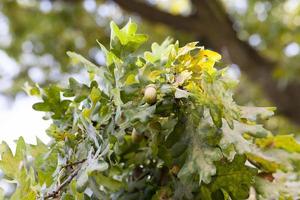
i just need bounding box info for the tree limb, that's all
[111,0,207,36]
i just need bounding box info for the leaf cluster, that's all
[1,20,300,200]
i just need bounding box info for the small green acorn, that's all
[131,128,143,143]
[144,84,157,105]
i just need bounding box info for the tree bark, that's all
[112,0,300,125]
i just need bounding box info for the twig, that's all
[44,167,80,199]
[44,158,86,199]
[62,159,87,169]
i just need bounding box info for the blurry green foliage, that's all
[223,0,300,84]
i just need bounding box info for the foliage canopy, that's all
[1,20,300,200]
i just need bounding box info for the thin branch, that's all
[62,159,87,169]
[44,167,80,199]
[44,159,86,199]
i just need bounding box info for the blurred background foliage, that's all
[224,0,300,83]
[0,0,300,133]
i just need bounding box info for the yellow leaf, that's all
[82,108,91,119]
[200,49,222,62]
[184,81,202,93]
[148,70,162,82]
[246,153,283,173]
[125,74,138,85]
[90,87,101,103]
[195,49,221,74]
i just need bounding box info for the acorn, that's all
[131,128,143,143]
[144,84,157,105]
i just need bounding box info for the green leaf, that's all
[220,120,270,156]
[98,41,123,67]
[86,159,108,174]
[178,143,222,184]
[0,137,26,179]
[32,85,71,119]
[199,186,213,200]
[208,155,257,200]
[29,138,56,186]
[76,172,88,193]
[144,37,175,64]
[124,104,156,123]
[67,51,113,94]
[178,118,222,184]
[240,106,276,121]
[209,105,223,128]
[110,20,148,53]
[93,173,124,192]
[63,78,91,102]
[9,165,36,199]
[67,51,98,73]
[32,102,50,111]
[69,180,84,199]
[90,87,101,103]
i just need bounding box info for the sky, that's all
[0,51,50,150]
[0,94,50,149]
[0,11,50,149]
